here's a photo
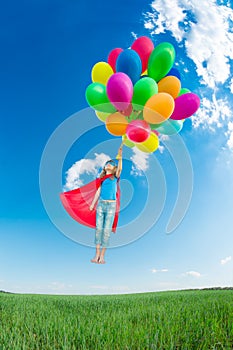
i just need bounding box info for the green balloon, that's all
[127,110,144,122]
[85,83,116,113]
[132,77,158,110]
[148,42,176,82]
[178,88,191,96]
[122,135,135,148]
[149,121,164,130]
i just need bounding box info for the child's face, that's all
[104,161,116,172]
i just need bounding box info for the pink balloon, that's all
[122,103,133,117]
[131,36,154,73]
[108,48,123,73]
[126,120,151,143]
[106,72,133,112]
[170,93,200,120]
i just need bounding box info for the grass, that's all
[0,289,232,349]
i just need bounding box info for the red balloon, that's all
[126,120,151,143]
[108,48,123,73]
[131,36,154,73]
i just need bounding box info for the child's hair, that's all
[99,160,117,178]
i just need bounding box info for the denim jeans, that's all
[95,200,116,247]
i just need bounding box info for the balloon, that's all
[106,72,133,112]
[121,103,133,117]
[166,67,181,80]
[116,49,142,85]
[178,88,190,96]
[158,76,181,99]
[170,93,200,120]
[141,69,148,76]
[136,132,159,153]
[105,112,128,136]
[126,120,151,143]
[152,129,159,136]
[143,92,175,124]
[95,111,110,122]
[122,134,135,148]
[154,119,183,135]
[108,48,123,73]
[148,42,175,82]
[91,62,114,85]
[149,121,164,130]
[131,36,154,73]
[85,83,116,113]
[132,77,158,110]
[127,110,143,122]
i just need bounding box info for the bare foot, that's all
[91,256,100,263]
[98,256,106,264]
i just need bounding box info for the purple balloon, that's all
[106,72,133,112]
[170,93,200,120]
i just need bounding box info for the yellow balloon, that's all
[141,69,148,76]
[122,134,135,148]
[91,62,114,85]
[158,76,181,99]
[105,112,128,136]
[136,132,159,153]
[143,92,174,124]
[95,111,110,122]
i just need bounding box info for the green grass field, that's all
[0,289,232,349]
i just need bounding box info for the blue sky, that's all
[1,0,233,294]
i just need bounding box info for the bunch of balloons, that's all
[85,36,200,153]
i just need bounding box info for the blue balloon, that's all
[116,49,142,85]
[166,67,181,80]
[154,119,183,135]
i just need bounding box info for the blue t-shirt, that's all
[100,176,117,200]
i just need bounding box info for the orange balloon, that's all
[143,92,174,124]
[105,112,128,136]
[158,76,181,99]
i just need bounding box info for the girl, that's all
[90,145,123,264]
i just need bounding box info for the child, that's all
[90,145,123,264]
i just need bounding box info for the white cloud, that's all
[64,150,151,190]
[225,122,233,151]
[229,78,233,94]
[144,0,233,152]
[90,285,130,293]
[48,281,73,291]
[130,147,149,176]
[151,268,168,273]
[185,271,201,278]
[192,93,231,130]
[158,145,165,153]
[145,0,233,87]
[63,153,110,190]
[220,256,232,265]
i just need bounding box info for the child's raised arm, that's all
[116,145,123,178]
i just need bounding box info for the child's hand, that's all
[89,204,94,211]
[118,146,123,157]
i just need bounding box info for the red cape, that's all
[60,174,120,233]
